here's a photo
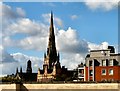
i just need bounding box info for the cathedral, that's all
[37,12,61,82]
[15,12,74,82]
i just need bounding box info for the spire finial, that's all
[16,67,18,74]
[20,67,22,73]
[50,11,53,27]
[51,11,53,16]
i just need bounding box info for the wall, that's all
[22,83,119,89]
[0,84,16,91]
[95,66,120,81]
[85,67,88,81]
[1,83,120,91]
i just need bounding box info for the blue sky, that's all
[1,2,119,74]
[4,2,118,44]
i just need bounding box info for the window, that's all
[109,59,113,66]
[79,69,84,74]
[90,70,93,76]
[89,61,92,66]
[102,60,106,66]
[101,69,106,75]
[109,69,113,75]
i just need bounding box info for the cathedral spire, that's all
[20,67,22,74]
[50,11,53,29]
[48,11,56,52]
[16,67,18,74]
[45,11,57,69]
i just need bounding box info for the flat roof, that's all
[90,49,111,52]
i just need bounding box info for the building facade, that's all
[85,46,120,82]
[77,63,88,81]
[15,60,37,81]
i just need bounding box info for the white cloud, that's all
[0,46,17,63]
[11,53,43,73]
[2,3,115,74]
[55,17,63,27]
[56,27,89,53]
[0,46,43,75]
[0,62,18,75]
[88,41,109,51]
[71,15,78,20]
[16,7,26,17]
[2,16,49,50]
[0,46,19,75]
[61,53,85,70]
[4,18,48,37]
[18,35,48,51]
[84,0,118,11]
[2,3,25,20]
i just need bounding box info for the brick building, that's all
[95,66,120,81]
[85,46,120,82]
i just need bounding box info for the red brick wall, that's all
[85,67,88,81]
[95,66,120,81]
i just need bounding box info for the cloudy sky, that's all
[0,1,119,76]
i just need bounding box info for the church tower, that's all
[43,11,61,70]
[26,60,32,73]
[37,12,61,82]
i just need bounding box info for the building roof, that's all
[90,49,111,52]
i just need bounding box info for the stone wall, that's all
[0,84,16,91]
[0,83,120,91]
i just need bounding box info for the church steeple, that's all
[48,11,56,51]
[16,67,18,74]
[44,11,57,69]
[50,11,53,30]
[26,60,32,73]
[37,12,62,82]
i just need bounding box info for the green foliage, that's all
[1,76,21,83]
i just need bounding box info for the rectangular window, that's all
[89,61,92,66]
[109,59,113,66]
[89,70,93,76]
[102,60,106,66]
[79,69,82,73]
[101,69,106,75]
[109,69,113,75]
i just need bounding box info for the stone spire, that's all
[20,67,22,74]
[47,11,56,54]
[16,67,18,74]
[46,11,57,69]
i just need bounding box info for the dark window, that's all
[89,70,93,76]
[89,61,92,66]
[101,69,106,75]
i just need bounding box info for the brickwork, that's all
[95,66,120,81]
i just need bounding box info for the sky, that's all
[0,1,119,76]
